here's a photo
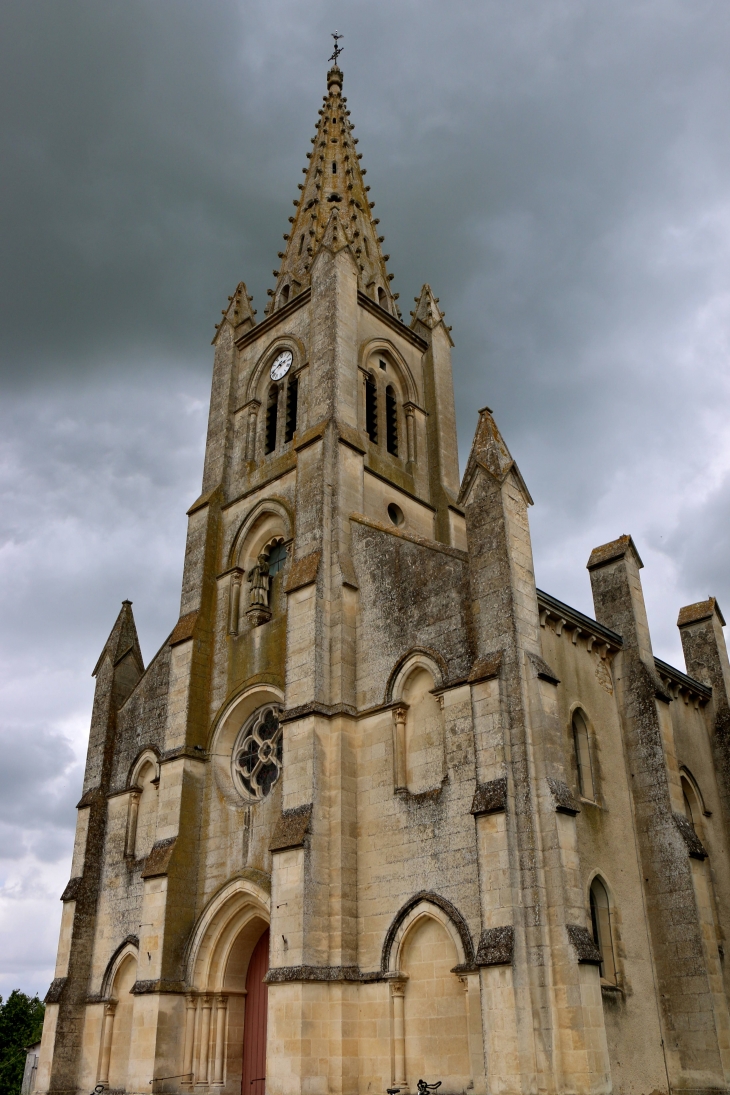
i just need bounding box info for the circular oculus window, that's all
[387,502,405,527]
[232,704,284,801]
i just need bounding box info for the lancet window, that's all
[284,375,298,443]
[365,373,378,443]
[265,385,278,454]
[572,709,595,801]
[386,385,399,456]
[589,876,617,984]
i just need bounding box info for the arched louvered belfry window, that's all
[365,373,378,443]
[386,385,399,456]
[572,709,595,801]
[284,374,298,443]
[589,876,617,984]
[265,385,278,455]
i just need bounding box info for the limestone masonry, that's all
[37,62,730,1095]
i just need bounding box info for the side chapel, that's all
[37,58,730,1095]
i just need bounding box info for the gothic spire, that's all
[266,64,399,319]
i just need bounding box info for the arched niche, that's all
[570,706,596,802]
[228,500,293,573]
[208,685,285,808]
[388,653,446,796]
[123,749,160,859]
[382,896,474,1094]
[680,766,708,835]
[132,757,158,859]
[97,941,138,1089]
[226,500,293,633]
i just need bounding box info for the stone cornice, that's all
[537,588,710,704]
[357,291,428,351]
[350,513,468,561]
[537,589,622,651]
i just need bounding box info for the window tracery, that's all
[232,705,284,801]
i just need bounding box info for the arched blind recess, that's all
[572,709,595,801]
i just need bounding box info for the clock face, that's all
[270,350,293,382]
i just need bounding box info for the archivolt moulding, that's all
[381,891,475,973]
[245,335,307,404]
[385,648,448,705]
[100,936,139,1000]
[207,683,285,806]
[126,747,160,789]
[185,875,271,993]
[227,497,294,571]
[359,338,418,405]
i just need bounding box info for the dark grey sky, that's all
[2,0,730,996]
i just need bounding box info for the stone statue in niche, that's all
[246,552,272,627]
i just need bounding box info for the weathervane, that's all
[329,31,344,65]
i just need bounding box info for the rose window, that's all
[232,705,283,801]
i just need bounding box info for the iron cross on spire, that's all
[329,31,344,64]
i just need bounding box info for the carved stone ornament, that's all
[246,553,272,627]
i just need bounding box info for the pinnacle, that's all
[92,600,144,678]
[266,64,399,319]
[410,285,453,342]
[458,407,533,507]
[212,282,256,344]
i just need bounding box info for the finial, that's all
[329,31,344,65]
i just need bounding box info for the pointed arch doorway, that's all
[241,928,269,1095]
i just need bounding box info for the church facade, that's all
[37,62,730,1095]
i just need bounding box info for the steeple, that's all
[266,64,400,319]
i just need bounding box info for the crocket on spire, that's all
[266,59,399,318]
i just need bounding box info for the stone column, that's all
[197,996,212,1084]
[392,705,408,791]
[390,980,408,1089]
[97,1001,116,1086]
[404,403,416,464]
[212,995,228,1085]
[228,569,244,636]
[182,994,197,1085]
[124,792,140,859]
[245,401,260,461]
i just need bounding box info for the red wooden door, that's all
[241,928,269,1095]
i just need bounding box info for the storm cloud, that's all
[2,0,730,995]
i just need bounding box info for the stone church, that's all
[37,59,730,1095]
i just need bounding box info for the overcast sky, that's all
[2,0,730,999]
